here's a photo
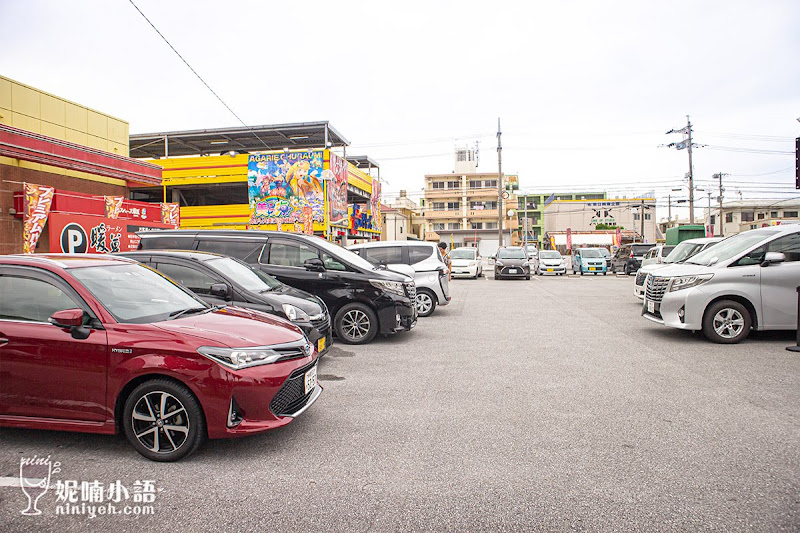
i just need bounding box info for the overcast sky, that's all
[2,0,798,220]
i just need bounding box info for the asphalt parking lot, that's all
[1,272,798,531]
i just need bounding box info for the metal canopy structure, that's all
[129,121,350,159]
[345,155,380,177]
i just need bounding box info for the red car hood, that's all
[153,306,304,348]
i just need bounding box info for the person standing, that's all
[438,242,451,280]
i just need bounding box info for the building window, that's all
[469,180,482,189]
[446,202,460,210]
[771,211,779,218]
[446,181,460,189]
[710,215,716,225]
[726,213,734,223]
[741,211,755,222]
[757,213,765,220]
[485,222,498,229]
[470,222,483,230]
[432,223,445,231]
[433,202,445,210]
[633,213,640,221]
[447,222,460,230]
[784,211,798,218]
[645,213,651,220]
[432,182,444,189]
[485,180,497,188]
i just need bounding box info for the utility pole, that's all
[706,191,712,236]
[714,172,726,237]
[640,199,646,242]
[686,115,695,224]
[666,115,701,224]
[497,118,504,247]
[667,194,672,224]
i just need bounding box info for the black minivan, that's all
[137,230,417,344]
[117,250,332,356]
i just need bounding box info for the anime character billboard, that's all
[371,178,382,232]
[325,152,348,227]
[248,150,325,225]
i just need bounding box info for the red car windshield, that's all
[70,263,207,324]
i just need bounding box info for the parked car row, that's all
[138,230,418,345]
[1,230,449,462]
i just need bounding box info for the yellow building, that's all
[128,124,382,241]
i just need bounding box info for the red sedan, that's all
[0,254,322,461]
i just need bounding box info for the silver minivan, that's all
[642,225,800,343]
[348,241,451,317]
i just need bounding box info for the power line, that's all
[127,0,269,150]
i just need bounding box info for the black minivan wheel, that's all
[335,303,379,344]
[702,300,752,344]
[123,379,206,462]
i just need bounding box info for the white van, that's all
[642,225,800,343]
[348,241,451,317]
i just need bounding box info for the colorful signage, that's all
[248,151,325,225]
[371,178,382,232]
[22,183,55,254]
[326,152,348,227]
[49,213,175,254]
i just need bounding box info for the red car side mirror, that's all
[49,308,84,328]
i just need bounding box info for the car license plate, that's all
[647,300,655,313]
[547,268,553,272]
[509,269,517,273]
[317,337,326,353]
[589,267,596,270]
[304,365,317,394]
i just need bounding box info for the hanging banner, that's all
[104,196,125,219]
[566,228,572,250]
[615,227,621,247]
[370,178,382,233]
[303,206,314,235]
[161,203,180,226]
[22,183,55,254]
[325,152,349,227]
[248,151,324,226]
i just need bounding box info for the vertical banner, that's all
[615,227,621,247]
[160,203,180,227]
[566,227,572,250]
[104,196,124,219]
[325,152,348,227]
[22,183,55,254]
[303,206,314,235]
[370,178,382,232]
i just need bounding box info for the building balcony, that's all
[424,209,463,220]
[465,188,501,198]
[467,208,499,218]
[424,189,463,199]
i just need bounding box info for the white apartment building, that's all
[706,199,800,236]
[421,148,518,256]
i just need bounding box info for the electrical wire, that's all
[127,0,270,150]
